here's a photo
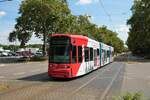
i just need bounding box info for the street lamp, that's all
[0,0,12,2]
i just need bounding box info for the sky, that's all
[0,0,133,45]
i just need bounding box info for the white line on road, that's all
[0,76,5,78]
[72,76,98,94]
[0,64,5,67]
[71,63,115,95]
[99,63,124,100]
[124,76,133,80]
[147,76,150,79]
[13,72,26,76]
[30,69,41,73]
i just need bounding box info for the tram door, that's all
[101,49,104,66]
[84,47,90,73]
[94,49,97,67]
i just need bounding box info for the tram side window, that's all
[97,49,99,56]
[78,46,82,63]
[84,47,89,62]
[104,50,107,61]
[102,49,104,60]
[72,46,77,63]
[107,50,110,58]
[90,48,93,61]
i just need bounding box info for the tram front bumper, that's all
[48,68,72,78]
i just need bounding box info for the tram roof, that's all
[49,34,89,40]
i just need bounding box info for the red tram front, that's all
[48,34,88,78]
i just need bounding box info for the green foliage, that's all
[127,0,150,55]
[9,0,71,55]
[113,92,143,100]
[0,44,42,51]
[97,26,125,53]
[8,0,125,54]
[17,57,30,62]
[0,84,9,92]
[27,44,42,50]
[16,56,47,62]
[30,56,48,61]
[0,45,20,52]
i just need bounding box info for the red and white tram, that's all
[48,34,114,78]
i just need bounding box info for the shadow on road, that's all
[17,67,105,82]
[17,72,73,82]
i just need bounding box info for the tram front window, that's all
[49,36,70,64]
[50,45,70,63]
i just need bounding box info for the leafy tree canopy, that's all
[127,0,150,55]
[9,0,125,54]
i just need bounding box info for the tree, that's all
[127,0,150,55]
[97,26,125,53]
[8,0,125,55]
[9,0,71,56]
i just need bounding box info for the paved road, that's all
[0,62,125,100]
[0,62,48,80]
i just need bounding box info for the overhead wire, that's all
[98,0,117,32]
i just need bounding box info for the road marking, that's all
[30,69,41,73]
[126,73,135,75]
[147,76,150,79]
[72,76,98,94]
[124,76,133,80]
[71,63,115,95]
[13,72,26,76]
[99,64,124,100]
[0,64,5,67]
[97,76,112,79]
[0,76,5,78]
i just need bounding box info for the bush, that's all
[17,57,30,62]
[113,92,143,100]
[144,54,150,59]
[0,84,9,91]
[30,56,48,61]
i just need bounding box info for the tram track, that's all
[0,62,125,100]
[67,62,124,100]
[34,62,123,100]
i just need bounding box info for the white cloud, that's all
[88,15,95,22]
[0,11,6,17]
[116,24,129,43]
[116,24,129,33]
[76,0,98,5]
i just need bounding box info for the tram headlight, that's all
[64,66,70,69]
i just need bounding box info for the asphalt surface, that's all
[122,62,150,100]
[0,62,48,80]
[0,62,125,100]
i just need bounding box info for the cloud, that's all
[88,15,95,22]
[76,0,98,5]
[116,24,129,42]
[116,25,129,33]
[0,11,6,17]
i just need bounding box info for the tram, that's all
[48,34,114,78]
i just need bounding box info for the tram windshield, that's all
[49,36,70,64]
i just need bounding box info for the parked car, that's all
[0,52,2,57]
[35,51,43,56]
[1,51,9,56]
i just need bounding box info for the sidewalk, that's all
[121,62,150,99]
